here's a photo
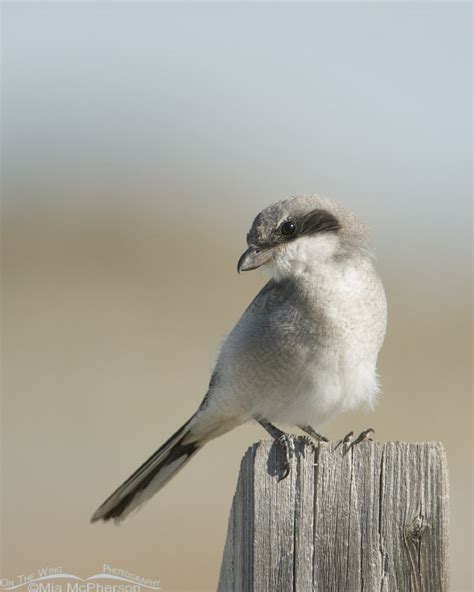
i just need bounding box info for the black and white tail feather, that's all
[91,417,202,523]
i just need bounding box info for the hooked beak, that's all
[237,245,274,273]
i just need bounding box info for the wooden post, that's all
[218,439,449,592]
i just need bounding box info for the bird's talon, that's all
[341,431,354,454]
[276,433,295,480]
[299,424,329,442]
[300,435,318,450]
[351,428,375,447]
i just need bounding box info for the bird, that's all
[91,194,387,524]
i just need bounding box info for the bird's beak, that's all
[237,245,274,273]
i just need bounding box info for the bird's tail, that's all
[91,417,202,523]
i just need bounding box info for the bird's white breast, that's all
[258,254,386,428]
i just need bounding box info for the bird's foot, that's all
[352,427,375,446]
[276,433,296,480]
[258,418,299,480]
[341,431,354,454]
[340,428,375,454]
[299,424,329,443]
[298,435,323,466]
[298,425,328,466]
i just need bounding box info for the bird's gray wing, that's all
[213,278,314,397]
[236,277,310,344]
[242,278,289,317]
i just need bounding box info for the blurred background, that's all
[2,3,472,591]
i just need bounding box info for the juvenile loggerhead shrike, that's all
[91,194,387,523]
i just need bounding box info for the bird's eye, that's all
[281,220,296,236]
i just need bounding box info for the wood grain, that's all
[218,439,449,592]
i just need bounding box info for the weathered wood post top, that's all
[218,439,449,592]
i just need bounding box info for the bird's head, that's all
[237,195,372,279]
